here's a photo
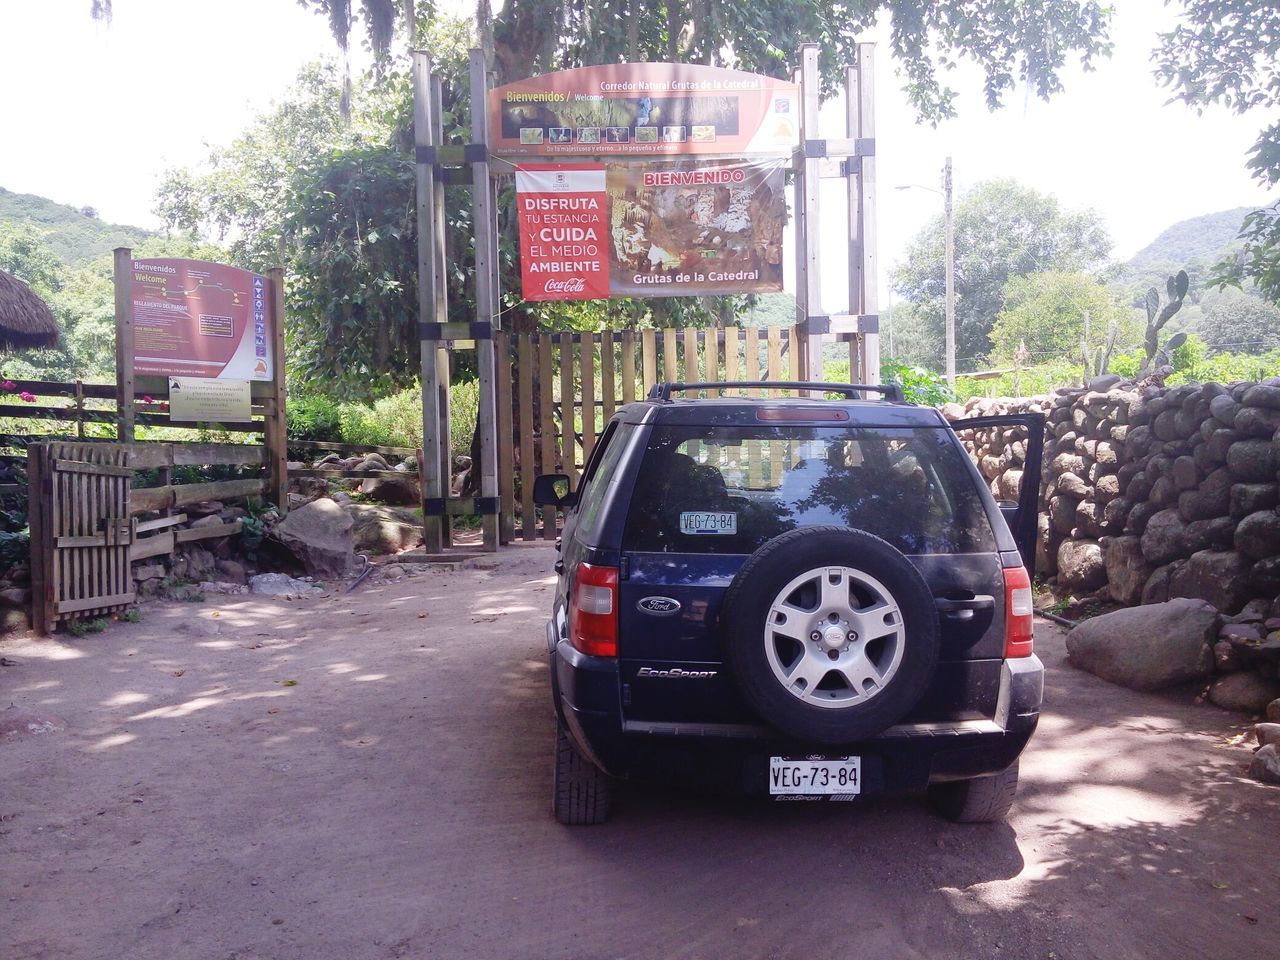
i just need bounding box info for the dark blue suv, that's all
[533,381,1045,825]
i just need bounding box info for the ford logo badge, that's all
[637,596,681,616]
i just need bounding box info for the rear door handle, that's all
[554,560,566,575]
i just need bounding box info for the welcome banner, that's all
[516,158,786,301]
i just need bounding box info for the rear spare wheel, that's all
[722,526,938,744]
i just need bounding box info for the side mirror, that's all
[533,473,576,508]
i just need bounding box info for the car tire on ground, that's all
[722,526,939,744]
[927,762,1020,823]
[552,716,612,825]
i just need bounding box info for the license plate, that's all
[769,756,861,797]
[679,511,737,535]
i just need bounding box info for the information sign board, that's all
[167,376,252,423]
[130,258,273,380]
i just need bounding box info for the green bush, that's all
[338,386,423,449]
[1168,349,1280,386]
[315,381,479,460]
[287,393,344,442]
[822,357,953,406]
[447,380,479,460]
[954,358,1081,400]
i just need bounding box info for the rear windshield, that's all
[622,425,995,555]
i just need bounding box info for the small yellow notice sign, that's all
[168,377,251,423]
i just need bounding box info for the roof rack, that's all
[648,381,905,403]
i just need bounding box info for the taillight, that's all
[569,562,619,657]
[1003,565,1034,658]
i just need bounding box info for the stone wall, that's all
[945,375,1280,615]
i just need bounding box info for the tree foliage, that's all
[988,270,1138,366]
[292,0,1113,122]
[1194,286,1280,353]
[891,179,1112,368]
[1155,1,1280,303]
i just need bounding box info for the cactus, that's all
[1139,270,1189,375]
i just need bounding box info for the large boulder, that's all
[1057,539,1106,592]
[275,498,354,578]
[1168,549,1253,614]
[1104,535,1153,606]
[346,503,424,555]
[1065,598,1218,691]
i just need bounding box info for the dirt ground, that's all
[2,540,1277,960]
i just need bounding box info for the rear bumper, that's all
[553,632,1043,793]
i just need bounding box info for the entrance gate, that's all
[414,44,880,553]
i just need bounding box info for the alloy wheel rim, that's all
[763,565,906,709]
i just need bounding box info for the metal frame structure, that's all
[412,43,881,553]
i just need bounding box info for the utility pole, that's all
[943,155,955,389]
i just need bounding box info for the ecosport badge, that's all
[637,596,681,616]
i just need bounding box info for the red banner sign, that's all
[491,63,798,158]
[130,258,273,380]
[516,164,610,301]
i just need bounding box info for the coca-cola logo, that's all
[543,277,586,294]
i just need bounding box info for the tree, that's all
[1195,286,1280,353]
[988,270,1139,366]
[1154,1,1280,302]
[891,180,1113,370]
[292,1,1115,121]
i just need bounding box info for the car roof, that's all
[614,396,950,428]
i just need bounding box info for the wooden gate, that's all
[498,324,843,541]
[28,442,135,634]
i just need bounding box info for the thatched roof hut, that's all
[0,269,60,350]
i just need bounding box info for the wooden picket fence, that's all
[495,324,814,541]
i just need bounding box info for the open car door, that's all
[948,413,1045,571]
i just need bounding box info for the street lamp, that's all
[895,156,955,388]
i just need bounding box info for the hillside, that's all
[1126,206,1253,271]
[0,186,153,266]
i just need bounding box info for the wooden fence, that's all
[496,324,828,541]
[0,377,285,509]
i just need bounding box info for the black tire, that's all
[928,762,1020,823]
[552,716,611,825]
[722,526,938,744]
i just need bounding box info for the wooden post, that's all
[796,46,824,382]
[266,267,289,512]
[27,444,49,635]
[113,248,135,442]
[850,43,881,383]
[469,47,501,552]
[414,50,445,554]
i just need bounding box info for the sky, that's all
[0,0,1273,308]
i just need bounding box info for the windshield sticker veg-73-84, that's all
[680,511,737,535]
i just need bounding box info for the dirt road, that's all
[2,541,1276,960]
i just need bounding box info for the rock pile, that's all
[948,375,1280,615]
